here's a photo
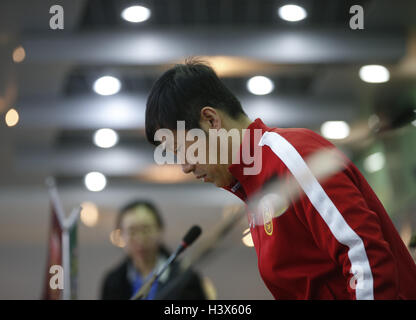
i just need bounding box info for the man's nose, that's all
[181,163,196,174]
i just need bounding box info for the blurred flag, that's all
[69,219,78,300]
[42,203,63,300]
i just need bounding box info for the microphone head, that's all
[182,225,202,246]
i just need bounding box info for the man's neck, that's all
[223,114,252,144]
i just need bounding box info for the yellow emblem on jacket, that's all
[259,194,275,236]
[259,193,289,236]
[263,208,274,236]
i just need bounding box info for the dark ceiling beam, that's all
[22,28,406,65]
[15,93,358,130]
[15,145,154,176]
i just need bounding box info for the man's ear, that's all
[199,107,222,131]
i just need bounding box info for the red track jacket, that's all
[224,118,416,300]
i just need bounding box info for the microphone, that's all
[176,225,202,256]
[154,225,201,279]
[130,225,202,300]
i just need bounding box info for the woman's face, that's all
[120,206,162,260]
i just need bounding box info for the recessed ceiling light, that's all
[121,5,151,23]
[84,172,107,192]
[93,76,121,96]
[278,4,307,22]
[359,65,390,83]
[320,121,350,140]
[247,76,274,95]
[93,128,119,148]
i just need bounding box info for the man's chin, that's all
[201,177,221,187]
[199,176,229,188]
[212,179,228,188]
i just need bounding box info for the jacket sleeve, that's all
[294,167,399,299]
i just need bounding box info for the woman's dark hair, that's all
[145,57,246,145]
[116,199,164,230]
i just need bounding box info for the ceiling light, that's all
[93,128,119,148]
[278,4,307,22]
[320,121,350,140]
[121,5,151,23]
[247,76,274,95]
[84,172,107,192]
[93,76,121,96]
[359,65,390,83]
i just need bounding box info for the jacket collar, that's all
[223,118,271,202]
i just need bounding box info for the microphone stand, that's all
[130,229,200,300]
[130,273,158,300]
[130,245,182,300]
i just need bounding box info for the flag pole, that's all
[45,177,66,227]
[62,227,70,300]
[45,176,81,300]
[64,206,81,300]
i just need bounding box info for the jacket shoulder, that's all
[100,259,131,300]
[103,259,128,282]
[271,128,333,149]
[258,128,336,178]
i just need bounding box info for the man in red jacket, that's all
[145,59,416,299]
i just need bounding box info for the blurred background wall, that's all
[0,0,415,299]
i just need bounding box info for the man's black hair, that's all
[116,199,164,230]
[145,57,246,145]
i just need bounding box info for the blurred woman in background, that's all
[101,200,208,300]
